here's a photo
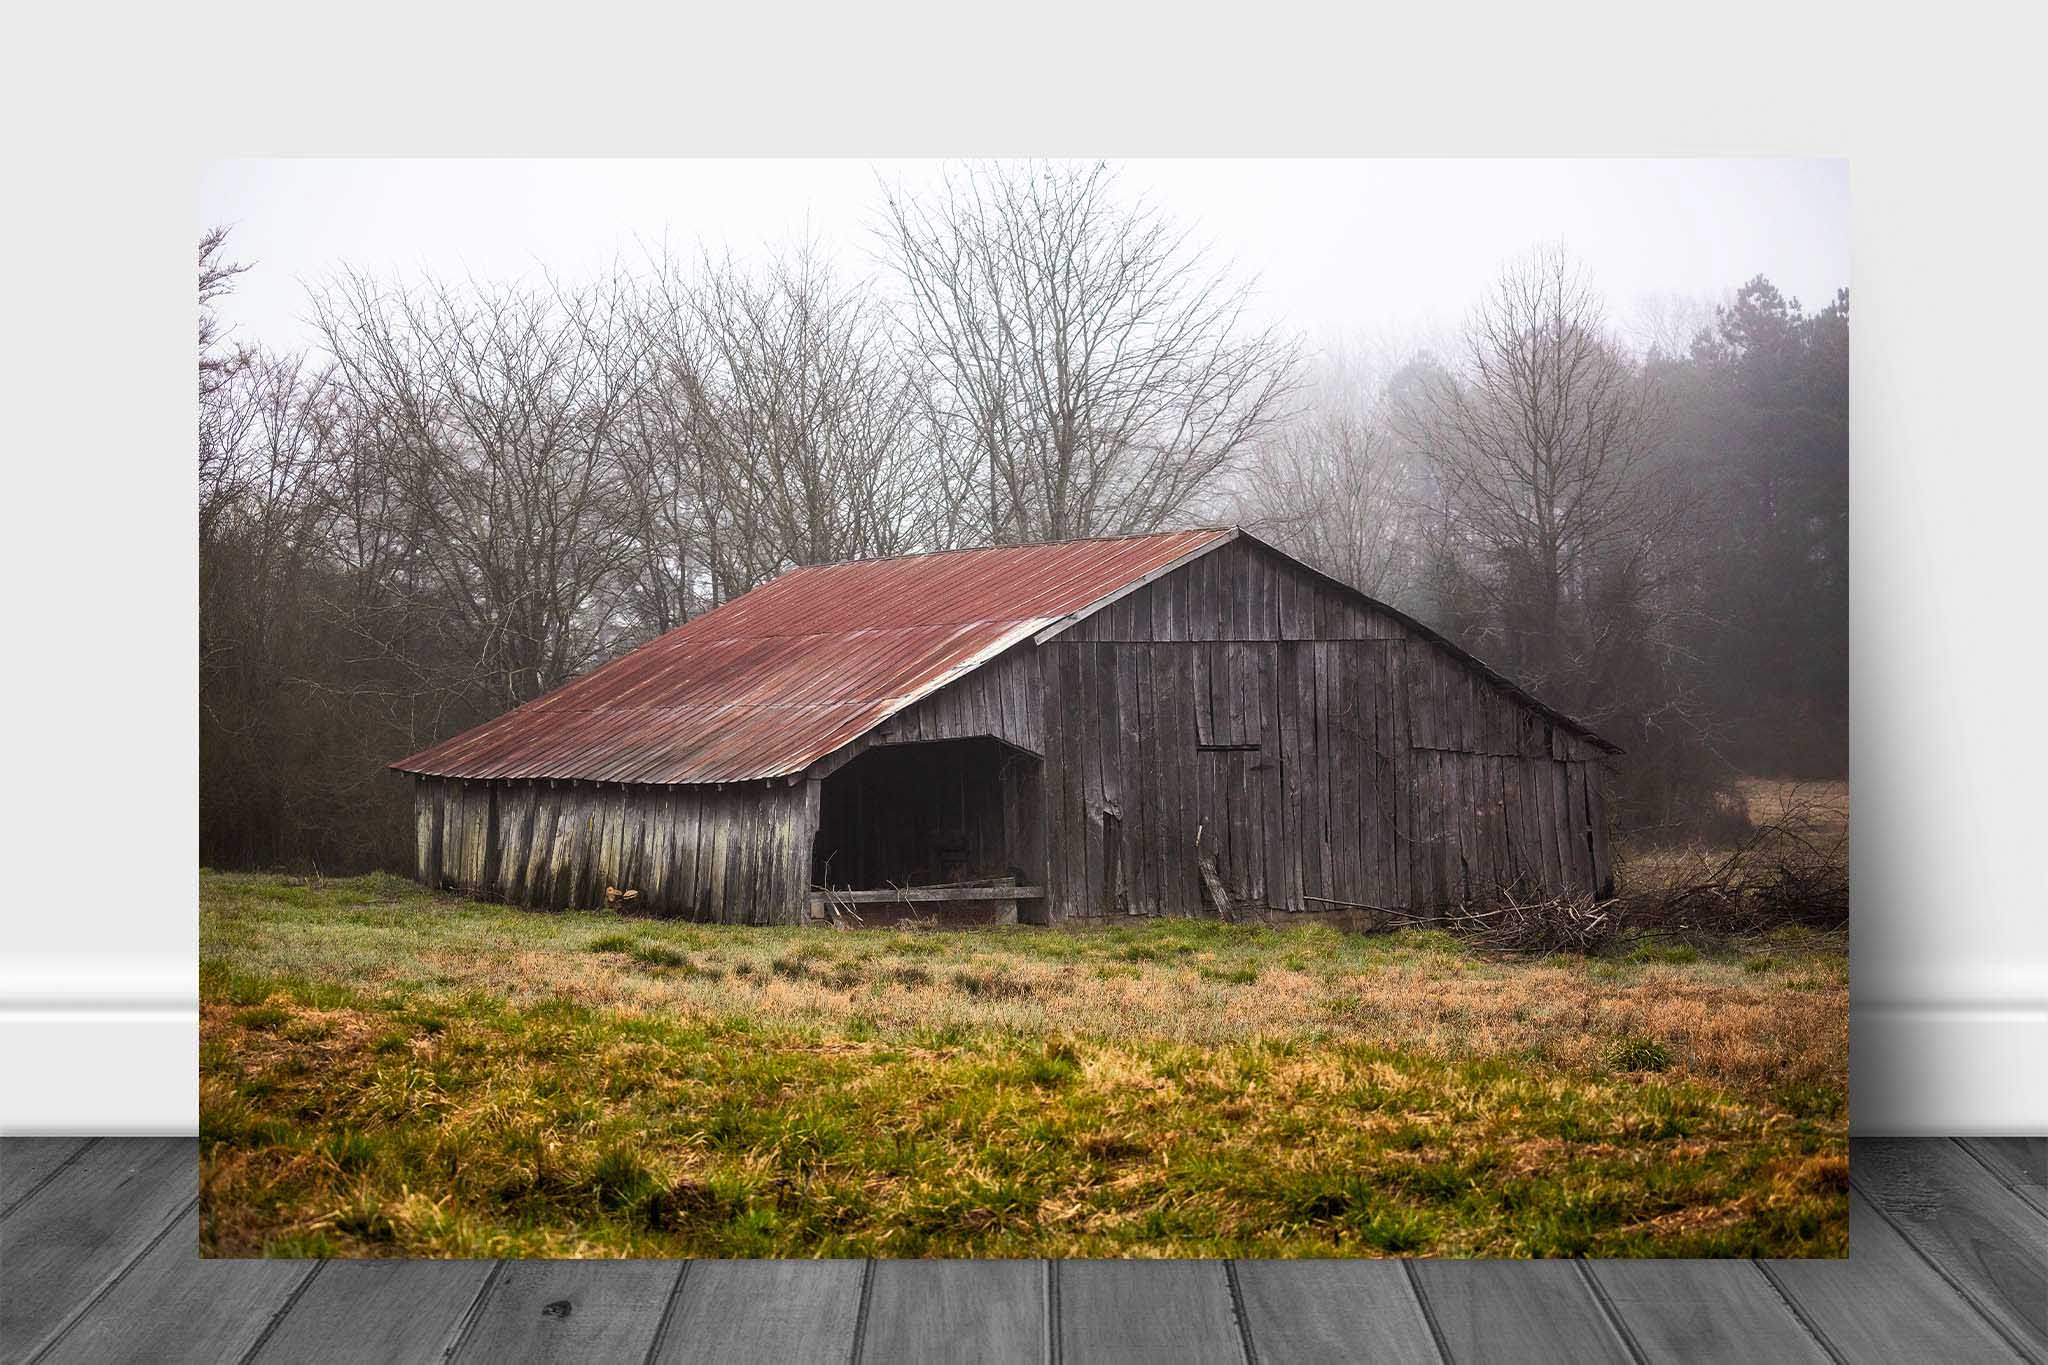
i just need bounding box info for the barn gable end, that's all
[1031,533,1614,920]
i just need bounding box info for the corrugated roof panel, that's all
[391,528,1233,785]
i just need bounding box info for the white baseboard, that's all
[1850,1002,2048,1136]
[0,964,197,1135]
[1,1009,197,1135]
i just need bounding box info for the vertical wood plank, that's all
[523,783,548,903]
[1327,643,1360,903]
[1045,644,1079,920]
[1564,762,1595,895]
[1056,1261,1244,1365]
[796,777,824,920]
[1414,753,1447,912]
[641,791,672,910]
[1586,766,1614,896]
[1080,644,1108,916]
[547,787,578,910]
[1273,642,1305,911]
[1500,760,1527,894]
[650,1260,864,1365]
[1387,644,1413,908]
[1183,547,1216,640]
[673,789,703,919]
[1223,642,1260,902]
[497,783,532,905]
[859,1260,1046,1364]
[1307,639,1333,903]
[466,783,491,891]
[705,790,732,923]
[452,1260,683,1363]
[1169,642,1204,914]
[1256,641,1292,913]
[620,788,647,897]
[480,783,503,897]
[1362,643,1394,905]
[1192,648,1219,910]
[439,781,464,888]
[1408,1261,1633,1365]
[1134,646,1165,915]
[1219,542,1243,641]
[1117,650,1154,915]
[414,783,435,884]
[1232,1260,1440,1364]
[1276,561,1301,640]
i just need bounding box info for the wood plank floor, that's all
[1,1138,2040,1364]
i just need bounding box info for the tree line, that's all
[199,162,1846,873]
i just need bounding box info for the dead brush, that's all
[1349,892,1623,955]
[1623,800,1849,946]
[1463,892,1622,955]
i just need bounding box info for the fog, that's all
[200,158,1846,354]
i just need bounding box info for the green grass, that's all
[199,872,1847,1259]
[1607,1036,1675,1073]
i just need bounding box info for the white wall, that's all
[1,6,2042,1134]
[1842,136,2048,1133]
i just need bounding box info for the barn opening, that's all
[810,737,1046,925]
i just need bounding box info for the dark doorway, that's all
[812,737,1044,897]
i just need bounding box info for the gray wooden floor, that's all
[2,1138,2041,1364]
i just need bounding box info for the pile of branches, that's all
[1444,893,1622,955]
[1332,892,1623,955]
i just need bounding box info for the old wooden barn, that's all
[393,528,1618,925]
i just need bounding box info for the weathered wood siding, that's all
[867,640,1045,755]
[1041,538,1613,920]
[413,777,817,924]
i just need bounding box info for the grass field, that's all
[200,806,1847,1260]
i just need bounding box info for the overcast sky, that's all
[200,158,1847,356]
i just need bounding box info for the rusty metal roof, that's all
[391,528,1234,785]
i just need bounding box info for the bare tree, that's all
[635,242,936,607]
[1397,244,1677,689]
[200,227,253,391]
[1232,343,1419,599]
[879,160,1300,542]
[307,267,649,707]
[200,227,257,499]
